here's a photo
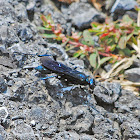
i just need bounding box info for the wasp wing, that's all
[40,56,87,81]
[40,56,73,74]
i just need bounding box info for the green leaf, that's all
[80,54,86,58]
[118,35,127,49]
[115,24,120,29]
[91,22,99,28]
[118,50,125,56]
[122,15,134,24]
[89,29,102,33]
[99,57,112,66]
[89,52,98,69]
[110,44,116,52]
[126,33,133,41]
[133,27,140,35]
[131,36,137,45]
[122,48,131,56]
[73,52,81,58]
[37,27,50,30]
[83,30,94,46]
[130,50,136,54]
[41,34,57,38]
[81,40,88,45]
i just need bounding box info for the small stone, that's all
[11,120,35,139]
[111,0,138,13]
[0,77,7,93]
[94,82,121,104]
[0,94,4,105]
[30,120,36,127]
[68,3,105,30]
[125,68,140,82]
[0,125,7,140]
[35,123,42,130]
[0,107,8,122]
[0,107,9,129]
[7,80,14,86]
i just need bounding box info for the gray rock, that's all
[104,64,112,72]
[125,68,140,82]
[26,0,36,11]
[0,94,4,105]
[94,82,121,104]
[0,107,10,129]
[133,58,140,67]
[68,2,105,30]
[9,81,25,101]
[105,0,116,11]
[120,114,140,139]
[29,106,59,137]
[59,104,94,133]
[0,25,19,47]
[125,11,138,21]
[111,0,138,20]
[28,91,48,104]
[0,1,17,24]
[115,90,140,115]
[111,0,138,13]
[53,131,97,140]
[0,107,8,121]
[14,3,28,22]
[30,120,36,127]
[11,120,36,140]
[0,77,7,93]
[0,45,6,54]
[92,114,121,139]
[53,131,80,140]
[0,55,16,69]
[26,0,35,21]
[0,125,7,140]
[17,24,34,42]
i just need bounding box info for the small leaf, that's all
[41,34,57,38]
[91,22,99,28]
[40,15,48,26]
[83,30,94,46]
[126,33,133,41]
[81,40,88,45]
[37,27,51,31]
[110,44,116,52]
[122,15,134,24]
[131,36,137,45]
[80,54,86,58]
[89,52,98,69]
[118,50,125,56]
[99,57,112,66]
[118,35,127,49]
[73,52,81,58]
[122,48,131,56]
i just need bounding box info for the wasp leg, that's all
[40,75,57,80]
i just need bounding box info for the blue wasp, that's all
[35,55,95,88]
[13,52,108,92]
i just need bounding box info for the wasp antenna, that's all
[13,52,38,56]
[13,52,51,57]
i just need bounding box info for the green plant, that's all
[38,14,140,73]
